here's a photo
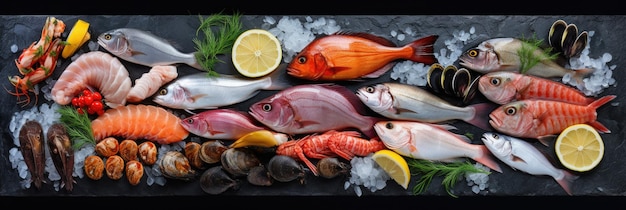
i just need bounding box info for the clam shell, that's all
[199,140,228,164]
[200,166,240,195]
[220,148,261,177]
[549,19,567,51]
[125,160,144,186]
[105,155,125,180]
[158,151,197,181]
[267,155,306,184]
[84,155,104,180]
[119,139,138,162]
[96,137,119,157]
[247,165,273,186]
[316,157,350,179]
[138,141,157,165]
[184,141,205,169]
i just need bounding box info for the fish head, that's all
[481,132,513,158]
[248,94,295,130]
[478,71,520,104]
[355,84,394,113]
[97,29,129,55]
[286,50,327,80]
[373,121,411,150]
[179,114,207,135]
[488,101,535,137]
[153,83,189,109]
[459,42,501,74]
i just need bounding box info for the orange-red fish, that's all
[478,71,595,105]
[489,95,616,140]
[287,32,438,81]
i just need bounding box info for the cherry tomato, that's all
[71,97,80,107]
[97,109,105,116]
[90,101,104,113]
[83,95,94,106]
[77,97,85,108]
[82,89,92,97]
[91,92,102,101]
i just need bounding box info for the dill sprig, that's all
[193,11,243,77]
[57,106,95,150]
[518,35,560,74]
[407,158,490,198]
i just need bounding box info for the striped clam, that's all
[549,19,588,58]
[427,63,480,104]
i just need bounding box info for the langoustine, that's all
[91,104,189,145]
[46,123,75,192]
[51,51,132,108]
[18,120,46,189]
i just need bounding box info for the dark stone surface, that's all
[1,15,624,199]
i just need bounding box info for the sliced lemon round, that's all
[62,19,91,59]
[232,29,282,78]
[372,149,411,189]
[555,124,604,172]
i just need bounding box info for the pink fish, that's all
[489,95,616,140]
[180,109,272,140]
[478,71,595,105]
[249,84,382,137]
[373,120,502,173]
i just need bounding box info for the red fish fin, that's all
[334,31,397,47]
[296,120,319,128]
[537,135,557,147]
[476,146,503,173]
[408,35,439,65]
[570,67,595,85]
[466,103,498,131]
[556,169,579,196]
[362,62,395,79]
[313,53,329,80]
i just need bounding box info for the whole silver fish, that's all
[98,28,203,70]
[153,66,291,111]
[481,132,578,195]
[355,82,494,131]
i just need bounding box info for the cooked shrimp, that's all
[51,51,132,108]
[126,65,178,103]
[91,104,189,145]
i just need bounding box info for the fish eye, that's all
[186,118,194,124]
[262,103,272,112]
[468,49,478,57]
[104,34,112,40]
[385,122,394,129]
[158,89,167,95]
[491,133,499,139]
[490,78,501,86]
[366,86,375,93]
[505,106,517,115]
[297,56,306,64]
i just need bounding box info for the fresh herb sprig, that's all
[518,35,560,74]
[193,12,243,77]
[407,158,490,198]
[57,106,95,150]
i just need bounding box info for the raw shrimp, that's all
[126,65,178,103]
[91,104,189,145]
[51,51,132,108]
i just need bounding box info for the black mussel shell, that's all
[561,23,579,57]
[247,165,273,186]
[267,155,306,184]
[427,63,445,93]
[549,19,567,51]
[441,65,458,95]
[316,157,350,179]
[567,31,588,58]
[463,75,481,104]
[200,166,240,195]
[452,68,471,98]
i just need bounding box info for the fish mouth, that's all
[488,113,501,128]
[286,66,301,77]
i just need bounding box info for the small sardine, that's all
[481,132,578,195]
[98,28,203,70]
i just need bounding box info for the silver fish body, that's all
[153,68,290,111]
[481,132,578,195]
[98,28,203,70]
[355,82,493,131]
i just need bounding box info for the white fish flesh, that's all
[126,65,178,103]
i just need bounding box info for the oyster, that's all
[18,120,45,189]
[96,137,119,157]
[200,166,240,195]
[84,155,105,180]
[184,141,205,169]
[119,139,138,162]
[105,155,125,180]
[138,141,157,165]
[46,123,75,192]
[125,160,144,186]
[316,157,350,179]
[199,140,228,164]
[220,147,261,177]
[267,155,306,184]
[158,151,197,181]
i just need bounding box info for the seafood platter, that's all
[1,14,625,199]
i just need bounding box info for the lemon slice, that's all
[555,124,604,172]
[229,130,288,148]
[232,29,282,77]
[62,19,91,59]
[372,149,411,189]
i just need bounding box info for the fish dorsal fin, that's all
[333,31,397,47]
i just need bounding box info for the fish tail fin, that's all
[466,102,498,131]
[408,35,439,65]
[587,95,616,133]
[556,169,579,196]
[189,52,206,70]
[361,116,383,139]
[265,63,292,90]
[475,146,503,173]
[570,67,594,84]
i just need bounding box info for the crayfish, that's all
[6,16,65,107]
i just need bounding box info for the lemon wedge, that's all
[231,29,282,78]
[62,19,91,59]
[229,130,288,148]
[555,124,604,172]
[372,149,411,189]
